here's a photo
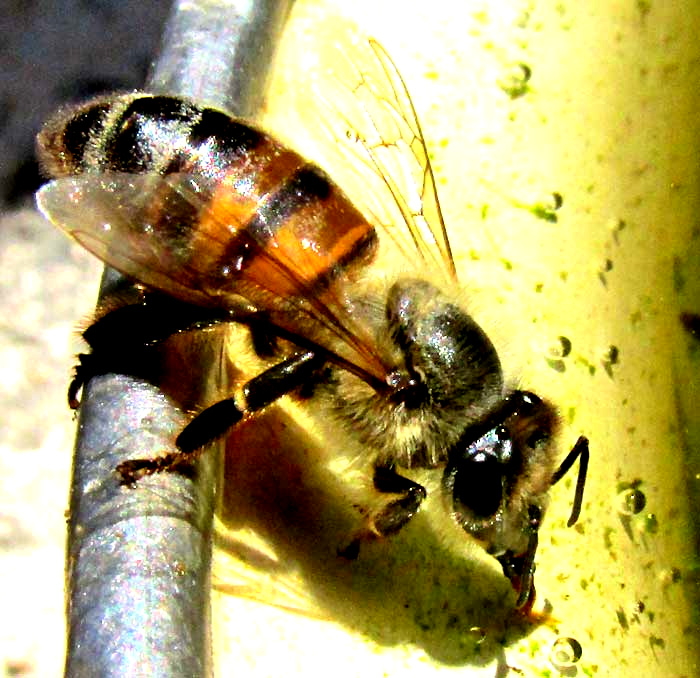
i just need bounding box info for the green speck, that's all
[535,282,544,293]
[603,526,615,550]
[480,204,489,220]
[673,256,686,292]
[567,406,576,424]
[515,8,531,29]
[574,355,596,375]
[644,513,659,534]
[469,249,480,260]
[546,357,566,372]
[649,635,665,650]
[629,310,642,326]
[529,198,561,223]
[616,607,629,630]
[501,258,513,270]
[636,0,652,18]
[559,271,569,282]
[580,578,589,590]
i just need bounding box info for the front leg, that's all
[117,350,326,484]
[339,464,427,559]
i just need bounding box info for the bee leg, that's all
[116,350,326,485]
[68,353,104,409]
[339,465,427,559]
[70,293,234,408]
[246,312,279,358]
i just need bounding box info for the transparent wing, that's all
[37,172,390,387]
[38,173,227,308]
[313,39,457,282]
[37,40,454,387]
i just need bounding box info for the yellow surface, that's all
[212,1,700,677]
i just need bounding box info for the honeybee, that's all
[36,39,588,610]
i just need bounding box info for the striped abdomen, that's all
[37,93,377,299]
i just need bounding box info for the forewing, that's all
[37,171,390,386]
[37,173,229,308]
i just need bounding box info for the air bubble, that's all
[549,637,582,669]
[545,336,571,372]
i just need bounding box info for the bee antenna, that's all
[551,436,589,527]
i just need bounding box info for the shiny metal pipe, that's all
[148,0,292,116]
[64,2,293,676]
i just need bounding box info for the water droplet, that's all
[658,567,682,587]
[617,487,646,515]
[602,344,620,377]
[545,336,572,371]
[498,63,532,99]
[549,637,582,669]
[547,336,572,358]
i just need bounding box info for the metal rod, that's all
[148,0,293,116]
[63,2,293,676]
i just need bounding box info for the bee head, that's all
[441,391,560,607]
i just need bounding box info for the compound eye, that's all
[445,425,512,530]
[452,454,503,518]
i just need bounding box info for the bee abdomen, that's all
[38,93,377,298]
[37,94,263,176]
